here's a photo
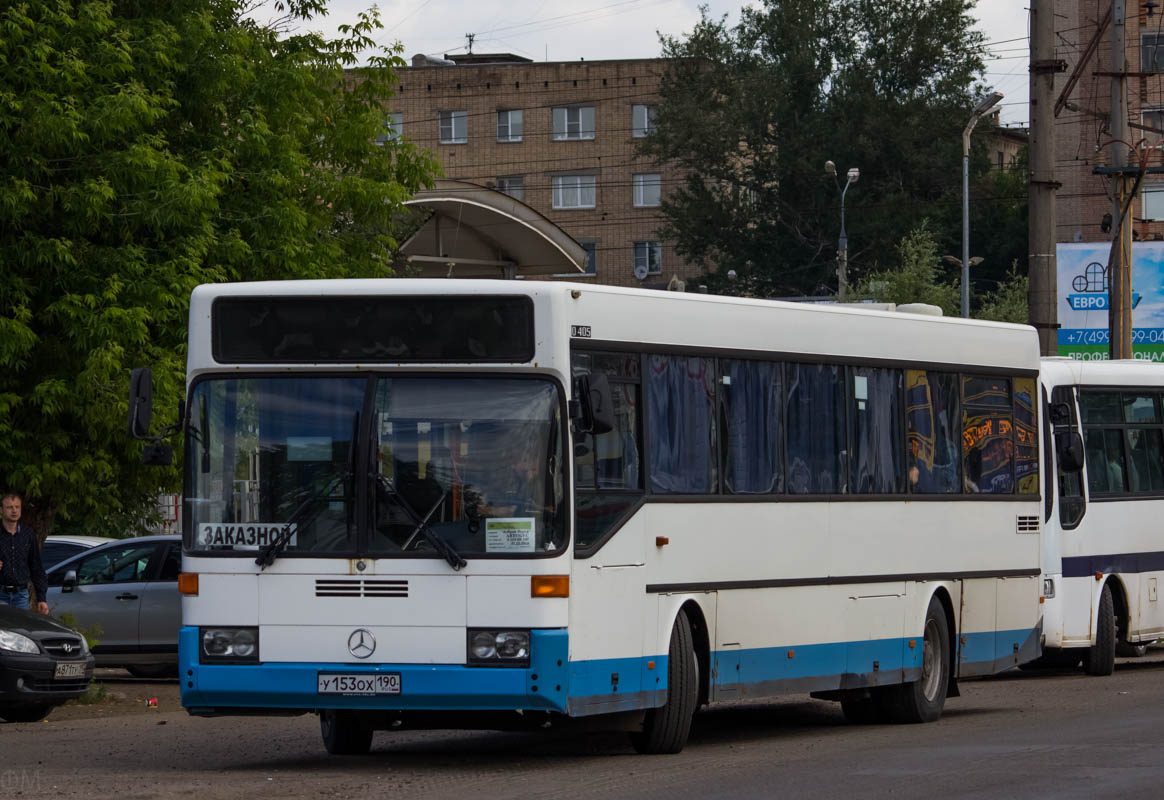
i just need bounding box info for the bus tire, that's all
[631,612,697,754]
[1084,584,1116,676]
[884,597,949,724]
[320,709,374,755]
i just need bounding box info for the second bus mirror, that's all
[1055,431,1085,474]
[571,373,615,436]
[128,367,154,439]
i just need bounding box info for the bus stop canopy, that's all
[399,180,587,278]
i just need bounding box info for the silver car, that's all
[44,535,180,678]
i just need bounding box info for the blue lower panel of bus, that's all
[180,627,572,714]
[180,625,1038,717]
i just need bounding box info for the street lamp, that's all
[825,161,860,299]
[961,91,1003,317]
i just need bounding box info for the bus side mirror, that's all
[128,367,154,439]
[570,373,615,435]
[1049,401,1073,426]
[1055,431,1085,474]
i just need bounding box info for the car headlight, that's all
[0,629,40,654]
[467,629,530,666]
[200,627,259,663]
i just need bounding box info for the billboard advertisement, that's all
[1057,241,1164,361]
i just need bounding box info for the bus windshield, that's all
[185,376,566,557]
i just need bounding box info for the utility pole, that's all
[1108,0,1134,360]
[1028,0,1062,357]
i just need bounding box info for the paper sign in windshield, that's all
[198,523,296,549]
[485,518,536,553]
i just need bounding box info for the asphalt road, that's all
[4,658,1164,799]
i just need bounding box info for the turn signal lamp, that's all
[531,575,569,597]
[178,573,199,595]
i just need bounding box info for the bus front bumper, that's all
[178,627,569,714]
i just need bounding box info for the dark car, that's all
[0,604,95,722]
[44,535,180,678]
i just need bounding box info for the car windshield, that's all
[185,376,566,557]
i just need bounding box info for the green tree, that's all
[851,224,959,314]
[640,0,991,297]
[0,0,439,535]
[973,264,1029,324]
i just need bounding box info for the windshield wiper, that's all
[255,474,345,569]
[373,474,466,570]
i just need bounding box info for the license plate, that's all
[54,661,87,679]
[317,673,401,696]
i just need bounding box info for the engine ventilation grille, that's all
[315,578,408,598]
[1016,515,1040,534]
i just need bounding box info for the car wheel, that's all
[0,704,55,723]
[320,709,374,755]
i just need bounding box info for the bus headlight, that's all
[467,629,530,666]
[200,627,259,663]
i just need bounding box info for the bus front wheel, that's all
[1084,584,1116,676]
[631,611,698,754]
[320,709,374,755]
[884,597,949,724]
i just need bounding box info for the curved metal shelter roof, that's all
[400,180,587,278]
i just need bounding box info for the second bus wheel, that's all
[1084,584,1116,676]
[884,596,950,724]
[631,611,698,754]
[320,709,374,755]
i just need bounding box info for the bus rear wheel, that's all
[320,709,374,755]
[884,597,949,724]
[1084,584,1115,676]
[631,611,698,754]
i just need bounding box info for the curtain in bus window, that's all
[596,382,641,489]
[850,367,904,494]
[1085,428,1127,494]
[1127,428,1164,493]
[961,376,1014,494]
[1013,378,1040,495]
[905,371,960,494]
[721,359,783,494]
[647,355,716,493]
[786,363,843,494]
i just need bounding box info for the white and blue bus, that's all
[1037,358,1164,672]
[130,280,1044,754]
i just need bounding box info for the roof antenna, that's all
[465,33,474,54]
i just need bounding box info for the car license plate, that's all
[317,673,401,695]
[54,662,87,679]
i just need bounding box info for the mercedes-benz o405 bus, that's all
[129,280,1045,754]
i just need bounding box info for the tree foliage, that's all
[0,0,439,534]
[640,0,1009,298]
[851,224,959,314]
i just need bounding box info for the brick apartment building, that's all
[1055,2,1164,244]
[382,53,698,287]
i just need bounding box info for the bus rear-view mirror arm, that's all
[127,366,185,467]
[570,372,615,436]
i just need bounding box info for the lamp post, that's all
[961,91,1004,317]
[825,161,860,299]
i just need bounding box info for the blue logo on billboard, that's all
[1066,260,1140,310]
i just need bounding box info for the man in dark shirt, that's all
[0,492,48,613]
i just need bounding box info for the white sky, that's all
[275,0,1031,125]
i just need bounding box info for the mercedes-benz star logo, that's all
[347,628,376,659]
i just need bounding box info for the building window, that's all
[376,112,403,145]
[497,109,523,142]
[497,176,524,201]
[633,241,661,276]
[552,106,595,140]
[632,104,657,137]
[996,151,1004,170]
[439,110,467,144]
[633,173,661,207]
[582,242,597,274]
[552,175,596,209]
[1144,186,1164,221]
[1143,34,1164,72]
